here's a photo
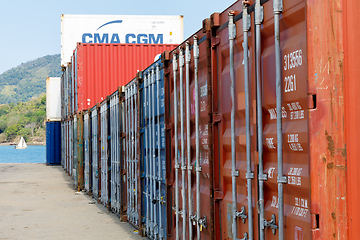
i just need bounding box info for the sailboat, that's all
[15,136,28,149]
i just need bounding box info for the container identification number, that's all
[284,75,296,93]
[284,49,302,71]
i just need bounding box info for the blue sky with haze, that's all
[0,0,235,74]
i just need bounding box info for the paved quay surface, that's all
[0,163,145,240]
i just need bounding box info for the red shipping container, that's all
[75,43,178,112]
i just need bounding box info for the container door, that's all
[73,115,78,187]
[119,95,127,220]
[84,113,90,192]
[76,113,84,191]
[214,7,258,239]
[166,29,213,239]
[212,0,310,239]
[260,1,310,239]
[54,122,61,165]
[69,118,73,177]
[141,61,168,238]
[61,122,64,167]
[110,92,121,213]
[100,102,109,206]
[92,108,99,199]
[46,122,51,165]
[125,81,140,228]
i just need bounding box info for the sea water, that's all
[0,145,45,163]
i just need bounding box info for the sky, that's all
[0,0,236,74]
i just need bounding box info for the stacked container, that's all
[74,43,178,113]
[46,77,62,165]
[59,1,360,239]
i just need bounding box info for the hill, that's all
[0,54,61,104]
[0,94,46,144]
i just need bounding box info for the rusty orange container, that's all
[161,0,359,239]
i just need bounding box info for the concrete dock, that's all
[0,163,145,240]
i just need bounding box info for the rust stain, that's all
[338,146,347,159]
[327,162,334,169]
[325,130,335,156]
[335,165,346,170]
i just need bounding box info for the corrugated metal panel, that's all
[140,59,167,238]
[76,112,84,191]
[119,92,127,221]
[209,1,311,239]
[69,118,74,177]
[46,121,61,165]
[100,101,109,206]
[46,77,61,121]
[91,106,100,199]
[61,14,184,66]
[110,90,121,213]
[75,43,178,112]
[84,111,91,193]
[307,0,348,238]
[344,0,360,238]
[73,115,78,188]
[125,79,140,228]
[165,27,212,239]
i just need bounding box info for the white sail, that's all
[15,137,27,149]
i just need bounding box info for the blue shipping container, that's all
[46,121,61,165]
[140,58,167,239]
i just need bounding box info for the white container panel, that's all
[46,77,61,121]
[61,14,184,66]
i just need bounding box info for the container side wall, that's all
[75,43,178,112]
[344,0,360,238]
[307,0,348,239]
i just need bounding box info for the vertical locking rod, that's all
[185,43,193,240]
[179,47,187,240]
[193,35,202,239]
[144,74,150,235]
[173,53,180,240]
[229,11,239,240]
[274,0,287,239]
[243,2,254,239]
[255,1,267,240]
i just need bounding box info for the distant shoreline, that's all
[0,142,45,146]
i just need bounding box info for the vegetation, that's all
[0,54,61,104]
[0,94,46,143]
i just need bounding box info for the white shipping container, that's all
[46,77,61,121]
[61,14,184,66]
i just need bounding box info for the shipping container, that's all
[59,0,360,238]
[61,63,74,119]
[46,77,61,121]
[84,111,92,193]
[76,112,84,191]
[110,89,121,213]
[61,121,65,167]
[91,105,100,199]
[100,100,110,206]
[68,118,74,177]
[124,78,141,228]
[46,121,61,165]
[61,14,184,66]
[119,90,127,221]
[139,59,168,238]
[163,25,212,240]
[73,115,78,188]
[74,43,178,113]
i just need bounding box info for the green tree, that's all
[5,124,20,140]
[18,128,31,141]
